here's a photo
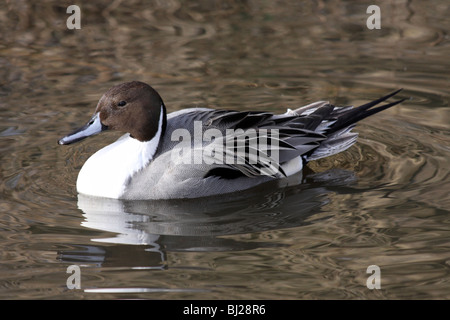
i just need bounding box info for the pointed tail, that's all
[307,89,405,161]
[327,89,405,135]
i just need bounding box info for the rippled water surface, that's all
[1,1,449,299]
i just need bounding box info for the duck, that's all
[58,81,404,200]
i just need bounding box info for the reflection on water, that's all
[58,170,353,269]
[0,0,449,299]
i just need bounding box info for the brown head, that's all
[59,81,167,145]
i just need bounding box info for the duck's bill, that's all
[58,112,108,145]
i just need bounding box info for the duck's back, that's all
[122,108,279,199]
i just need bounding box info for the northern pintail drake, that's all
[59,81,404,200]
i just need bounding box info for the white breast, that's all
[76,107,164,199]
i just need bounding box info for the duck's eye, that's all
[118,101,127,107]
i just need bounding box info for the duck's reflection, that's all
[58,169,356,268]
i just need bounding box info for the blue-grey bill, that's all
[58,112,107,145]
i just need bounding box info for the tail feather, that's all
[307,129,358,161]
[306,89,404,161]
[328,89,404,134]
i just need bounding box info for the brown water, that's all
[0,0,449,299]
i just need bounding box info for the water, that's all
[0,0,449,299]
